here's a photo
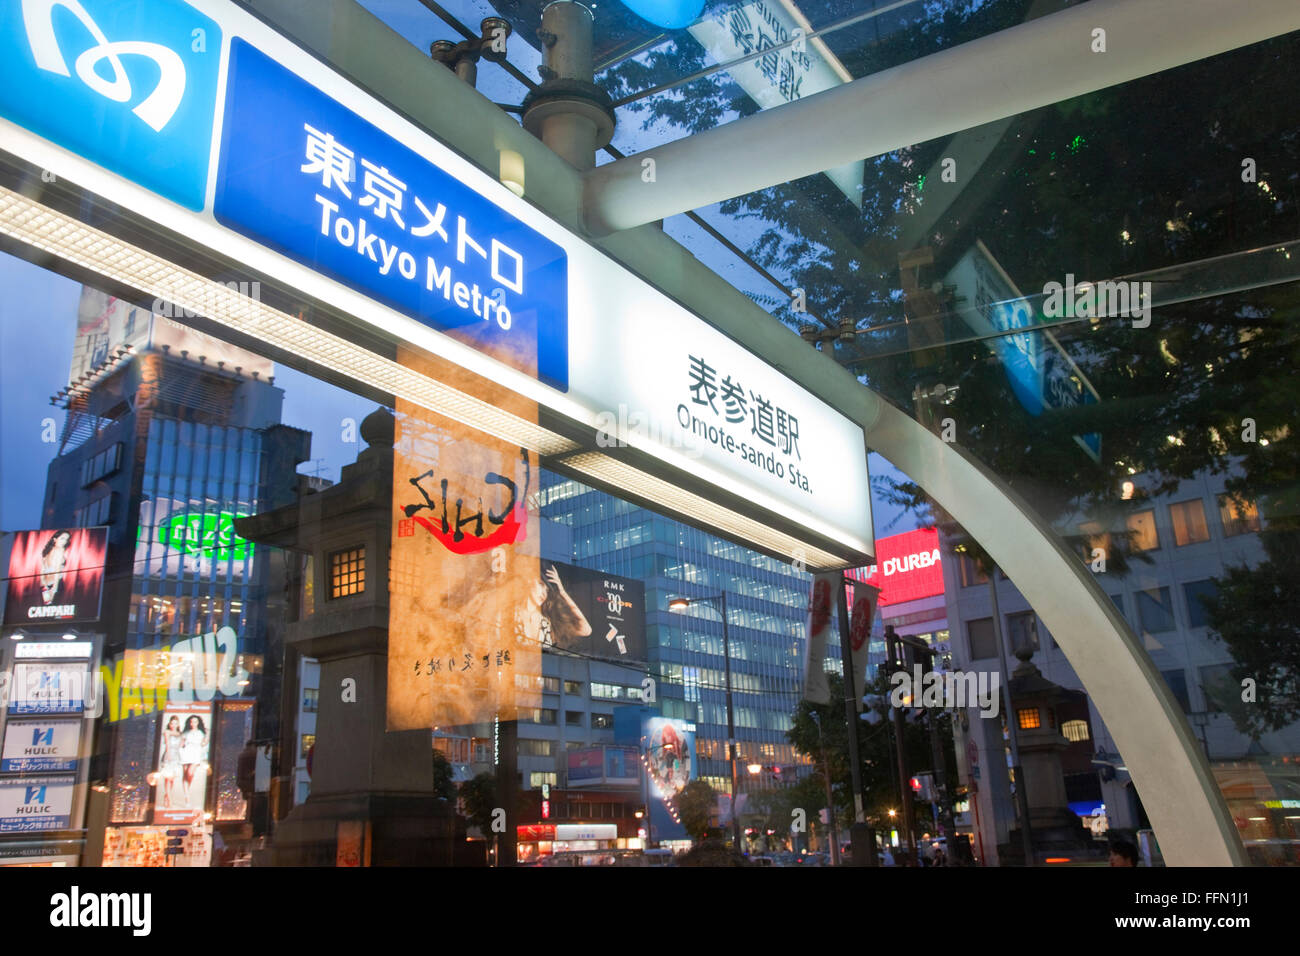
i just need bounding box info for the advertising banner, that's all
[387,378,541,731]
[801,572,838,705]
[856,528,945,607]
[566,745,641,787]
[848,582,878,705]
[152,702,212,825]
[531,561,646,664]
[135,498,256,581]
[567,748,604,784]
[0,776,76,832]
[1,719,82,773]
[644,717,694,799]
[3,528,107,626]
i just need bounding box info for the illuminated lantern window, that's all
[1062,719,1090,742]
[329,547,366,599]
[1017,708,1042,730]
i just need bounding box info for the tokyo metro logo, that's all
[23,0,187,132]
[0,0,223,210]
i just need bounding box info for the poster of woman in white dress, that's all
[153,703,211,825]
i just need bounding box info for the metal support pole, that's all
[836,574,876,866]
[988,572,1035,866]
[523,1,613,171]
[885,626,918,866]
[719,591,742,854]
[813,712,840,866]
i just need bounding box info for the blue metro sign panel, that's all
[213,39,568,390]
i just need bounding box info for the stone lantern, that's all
[236,407,468,865]
[999,646,1098,863]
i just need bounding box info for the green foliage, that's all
[788,673,952,826]
[1205,528,1300,734]
[675,779,717,840]
[459,772,499,836]
[431,750,457,803]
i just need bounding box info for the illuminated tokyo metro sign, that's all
[0,0,873,568]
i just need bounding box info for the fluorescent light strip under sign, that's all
[0,184,577,457]
[0,186,847,565]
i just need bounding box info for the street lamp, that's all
[669,592,741,853]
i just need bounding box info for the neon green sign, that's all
[152,511,253,560]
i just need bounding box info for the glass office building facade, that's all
[538,471,822,792]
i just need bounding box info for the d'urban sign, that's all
[0,0,872,563]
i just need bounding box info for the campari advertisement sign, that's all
[3,528,107,626]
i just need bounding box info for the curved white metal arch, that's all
[858,398,1247,866]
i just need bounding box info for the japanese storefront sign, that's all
[1,719,82,773]
[0,776,76,832]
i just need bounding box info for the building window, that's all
[591,713,613,729]
[967,618,997,660]
[300,734,316,759]
[1108,592,1126,619]
[1016,708,1041,730]
[1062,719,1090,742]
[1199,664,1236,714]
[1160,669,1191,713]
[1170,499,1210,546]
[529,772,557,788]
[565,711,584,727]
[541,676,560,693]
[518,739,553,757]
[74,490,115,527]
[1182,579,1218,630]
[1078,521,1111,562]
[563,680,583,695]
[526,708,557,725]
[1218,494,1262,537]
[81,442,123,487]
[1006,612,1039,655]
[329,547,365,599]
[302,688,319,713]
[958,554,988,588]
[1136,587,1177,634]
[434,737,469,763]
[1126,509,1160,551]
[591,682,638,700]
[471,738,491,763]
